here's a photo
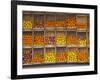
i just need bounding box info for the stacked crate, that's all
[22,11,90,66]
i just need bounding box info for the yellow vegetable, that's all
[45,52,56,63]
[67,51,77,62]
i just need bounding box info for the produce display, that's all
[34,31,44,46]
[56,15,65,27]
[78,38,87,46]
[22,12,90,66]
[67,36,77,45]
[44,21,56,28]
[56,32,66,45]
[34,36,44,46]
[23,49,32,64]
[56,21,65,27]
[45,36,55,45]
[45,48,56,63]
[56,47,67,62]
[32,48,44,63]
[44,15,56,28]
[56,36,66,45]
[78,33,87,46]
[23,20,32,30]
[56,53,67,62]
[23,32,32,46]
[77,48,89,63]
[45,31,55,45]
[66,15,76,29]
[34,15,44,28]
[45,52,56,63]
[34,22,44,28]
[67,48,77,62]
[77,15,88,29]
[23,14,32,30]
[67,32,76,45]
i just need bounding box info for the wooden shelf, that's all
[23,29,32,32]
[45,45,55,47]
[23,46,32,48]
[67,45,77,47]
[33,28,44,31]
[56,27,66,30]
[77,45,87,47]
[45,27,56,30]
[77,29,87,32]
[56,45,66,47]
[22,12,90,67]
[33,46,44,48]
[23,62,89,68]
[67,27,76,30]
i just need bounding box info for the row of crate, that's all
[23,47,89,64]
[23,20,89,30]
[23,13,89,30]
[23,32,89,47]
